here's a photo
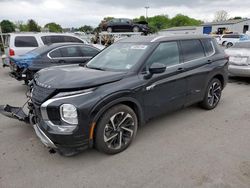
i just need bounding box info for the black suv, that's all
[0,35,228,155]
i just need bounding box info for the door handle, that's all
[177,67,185,72]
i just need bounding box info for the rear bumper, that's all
[228,65,250,77]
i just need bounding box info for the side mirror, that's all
[144,63,166,79]
[149,63,166,74]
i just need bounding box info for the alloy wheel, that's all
[208,81,221,107]
[104,112,135,150]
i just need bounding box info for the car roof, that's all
[8,32,81,37]
[117,34,212,43]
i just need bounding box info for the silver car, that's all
[225,41,250,77]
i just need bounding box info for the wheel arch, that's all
[212,74,225,88]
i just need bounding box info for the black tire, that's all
[226,42,233,48]
[222,41,227,46]
[133,26,140,32]
[95,104,138,154]
[107,27,112,33]
[200,78,222,110]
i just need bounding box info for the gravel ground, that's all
[0,67,250,188]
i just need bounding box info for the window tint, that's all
[202,39,215,56]
[146,42,180,68]
[180,40,205,62]
[60,46,81,57]
[41,36,83,45]
[49,49,62,58]
[14,36,38,47]
[222,35,240,39]
[64,36,83,43]
[79,46,99,57]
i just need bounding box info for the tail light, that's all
[9,48,15,56]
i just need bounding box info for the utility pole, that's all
[145,6,150,20]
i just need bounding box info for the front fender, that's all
[90,91,144,126]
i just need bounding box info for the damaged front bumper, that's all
[33,124,57,148]
[0,105,29,123]
[0,104,58,149]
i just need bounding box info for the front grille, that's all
[32,84,56,105]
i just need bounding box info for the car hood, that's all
[34,65,127,89]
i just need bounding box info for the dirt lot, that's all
[0,67,250,188]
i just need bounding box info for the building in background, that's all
[159,19,250,35]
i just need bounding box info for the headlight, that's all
[60,104,78,125]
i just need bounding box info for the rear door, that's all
[142,41,188,119]
[48,45,83,65]
[179,39,214,106]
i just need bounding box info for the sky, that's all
[0,0,249,28]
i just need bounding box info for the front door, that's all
[141,41,188,119]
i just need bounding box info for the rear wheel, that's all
[107,27,112,33]
[226,42,233,48]
[200,78,222,110]
[133,26,140,32]
[95,105,138,154]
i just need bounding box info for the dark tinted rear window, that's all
[14,36,38,47]
[202,39,215,56]
[79,46,99,56]
[222,35,240,39]
[180,40,205,62]
[41,36,83,44]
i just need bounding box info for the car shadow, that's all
[229,77,250,85]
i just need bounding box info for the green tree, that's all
[170,14,202,27]
[0,20,15,33]
[44,22,62,32]
[77,25,93,33]
[27,19,40,32]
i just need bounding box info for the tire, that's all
[200,78,222,110]
[222,41,227,46]
[95,104,138,154]
[107,27,112,33]
[226,42,233,48]
[133,26,140,32]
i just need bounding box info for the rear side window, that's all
[49,49,62,58]
[79,46,99,57]
[41,36,83,44]
[64,36,84,43]
[41,36,64,44]
[60,46,82,57]
[202,39,215,56]
[180,40,205,62]
[14,36,38,47]
[146,42,180,67]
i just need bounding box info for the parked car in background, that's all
[3,33,103,67]
[218,34,250,48]
[102,18,150,34]
[9,43,100,83]
[0,35,228,156]
[225,41,250,77]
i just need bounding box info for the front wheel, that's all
[95,105,138,154]
[200,78,222,110]
[133,26,140,32]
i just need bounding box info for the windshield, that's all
[232,42,250,49]
[86,42,151,71]
[23,45,50,58]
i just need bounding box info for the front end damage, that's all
[0,99,58,152]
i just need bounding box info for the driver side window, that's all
[145,42,180,70]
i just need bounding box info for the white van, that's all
[3,33,104,67]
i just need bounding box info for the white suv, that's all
[3,33,104,67]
